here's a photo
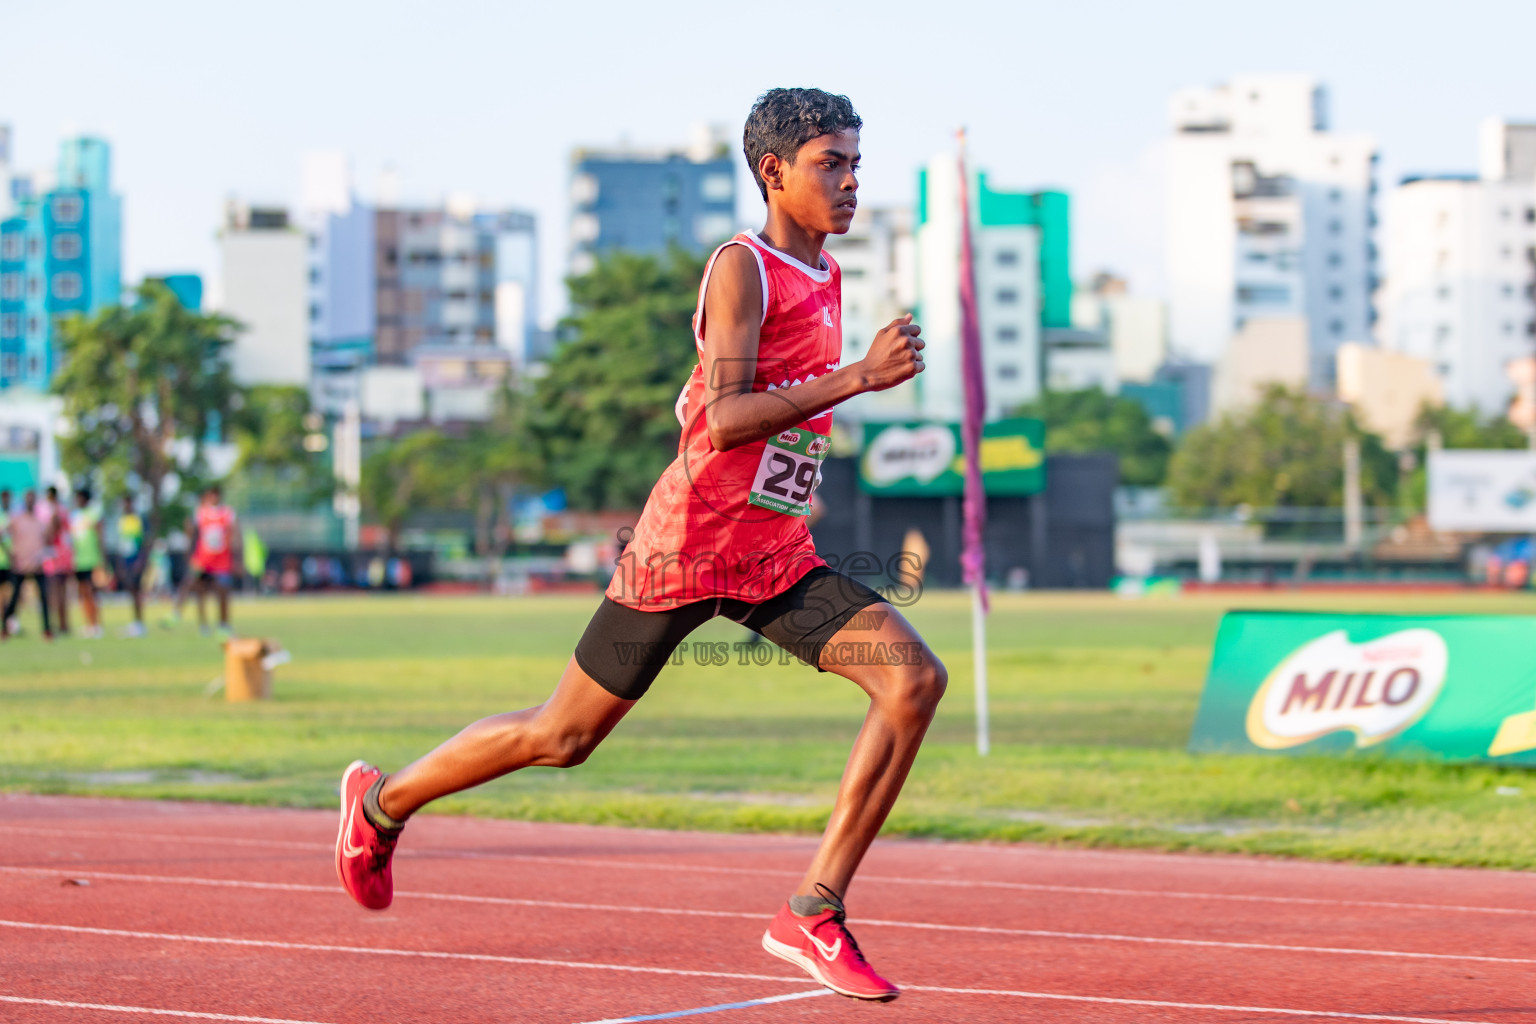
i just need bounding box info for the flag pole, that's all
[972,572,990,756]
[956,128,991,757]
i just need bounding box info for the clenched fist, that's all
[859,314,926,392]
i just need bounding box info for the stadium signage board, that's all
[857,418,1045,496]
[1427,449,1536,532]
[1190,611,1536,763]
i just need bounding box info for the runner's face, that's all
[778,130,860,235]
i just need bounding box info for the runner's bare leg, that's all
[379,658,635,820]
[795,603,946,900]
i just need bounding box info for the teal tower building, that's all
[0,136,123,390]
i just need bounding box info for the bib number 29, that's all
[749,429,830,517]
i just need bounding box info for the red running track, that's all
[2,794,1535,1023]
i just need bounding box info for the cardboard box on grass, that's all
[222,637,290,701]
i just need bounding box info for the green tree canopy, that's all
[1166,385,1396,510]
[1010,388,1172,486]
[358,430,463,551]
[228,384,335,507]
[52,281,241,541]
[529,248,704,510]
[1411,403,1527,450]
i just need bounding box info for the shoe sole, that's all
[761,931,899,1002]
[335,760,369,903]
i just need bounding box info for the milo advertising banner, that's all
[858,418,1045,496]
[1190,612,1536,763]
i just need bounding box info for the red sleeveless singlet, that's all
[605,231,844,610]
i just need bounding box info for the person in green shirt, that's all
[114,494,147,637]
[70,488,107,639]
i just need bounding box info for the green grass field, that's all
[5,588,1536,868]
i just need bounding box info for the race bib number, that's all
[203,525,227,552]
[748,428,830,517]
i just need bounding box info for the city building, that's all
[0,125,15,220]
[1071,273,1168,384]
[1211,315,1309,414]
[1166,76,1377,388]
[152,273,203,310]
[568,127,737,276]
[219,202,309,386]
[911,153,1071,421]
[1043,327,1116,393]
[300,154,539,416]
[1336,342,1442,448]
[822,205,916,420]
[0,135,122,391]
[1375,119,1536,415]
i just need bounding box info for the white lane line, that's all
[571,989,830,1023]
[0,919,802,985]
[903,985,1511,1024]
[0,994,335,1024]
[0,947,1508,1024]
[8,823,1536,919]
[3,864,1532,967]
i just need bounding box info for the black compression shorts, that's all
[573,566,886,701]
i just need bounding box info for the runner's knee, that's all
[531,722,599,768]
[879,656,947,722]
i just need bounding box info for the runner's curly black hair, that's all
[743,88,862,202]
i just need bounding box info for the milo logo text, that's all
[1245,628,1448,749]
[777,430,802,446]
[807,436,831,457]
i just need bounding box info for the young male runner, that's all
[188,486,239,638]
[336,88,942,1002]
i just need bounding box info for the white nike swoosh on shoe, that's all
[799,924,842,961]
[340,802,367,860]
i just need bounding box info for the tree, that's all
[529,248,704,510]
[358,430,462,551]
[445,386,543,555]
[1166,385,1397,511]
[1010,388,1172,486]
[52,281,241,543]
[228,384,335,508]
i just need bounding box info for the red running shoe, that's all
[335,760,400,910]
[761,888,899,1001]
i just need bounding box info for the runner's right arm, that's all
[700,245,925,452]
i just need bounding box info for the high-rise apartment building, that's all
[568,129,737,275]
[300,154,539,414]
[1376,120,1536,414]
[911,154,1070,421]
[1166,76,1377,388]
[0,135,122,391]
[219,202,310,386]
[0,125,14,221]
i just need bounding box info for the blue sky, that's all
[4,0,1532,325]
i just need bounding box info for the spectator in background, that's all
[188,485,240,638]
[114,494,148,638]
[1,489,54,641]
[41,485,72,636]
[70,488,106,639]
[0,488,12,627]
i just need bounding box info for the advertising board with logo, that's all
[1427,449,1536,532]
[1189,612,1536,763]
[858,418,1045,496]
